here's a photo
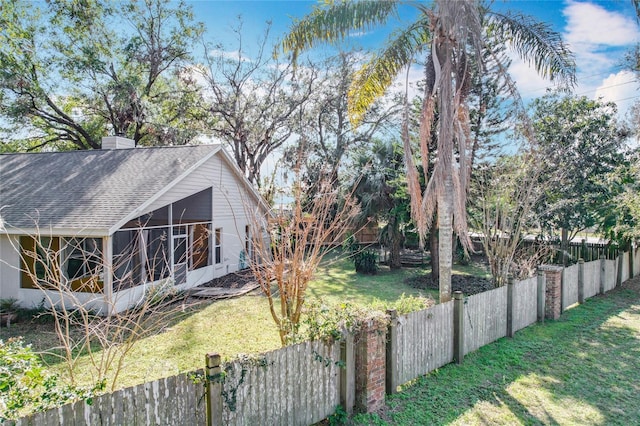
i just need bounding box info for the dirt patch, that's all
[405,273,494,296]
[198,269,257,289]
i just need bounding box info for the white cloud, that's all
[208,49,252,63]
[506,2,640,111]
[563,1,639,47]
[562,1,640,78]
[594,70,640,117]
[507,53,555,99]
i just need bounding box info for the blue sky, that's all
[189,0,639,118]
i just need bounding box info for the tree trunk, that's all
[438,180,454,303]
[388,215,403,270]
[430,225,440,284]
[436,34,454,303]
[561,228,568,266]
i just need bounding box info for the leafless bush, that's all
[247,170,360,345]
[13,225,196,391]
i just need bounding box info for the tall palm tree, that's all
[282,0,575,302]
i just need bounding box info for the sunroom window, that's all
[63,238,103,280]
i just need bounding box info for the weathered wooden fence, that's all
[463,286,508,355]
[11,371,206,426]
[386,301,454,389]
[11,250,640,425]
[206,339,345,426]
[385,250,638,394]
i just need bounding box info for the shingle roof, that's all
[0,145,221,233]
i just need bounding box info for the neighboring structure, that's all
[0,137,269,314]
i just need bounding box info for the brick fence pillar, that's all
[539,265,563,320]
[354,319,386,413]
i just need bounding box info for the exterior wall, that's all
[132,153,259,282]
[0,234,21,301]
[210,156,255,278]
[18,288,108,314]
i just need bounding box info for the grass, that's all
[352,276,640,426]
[307,255,437,305]
[1,252,480,389]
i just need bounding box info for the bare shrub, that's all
[473,153,545,286]
[12,226,196,391]
[247,171,360,345]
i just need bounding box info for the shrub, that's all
[300,300,388,343]
[343,235,378,275]
[0,338,104,421]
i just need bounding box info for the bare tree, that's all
[199,20,317,186]
[246,160,360,345]
[284,52,401,187]
[0,0,205,150]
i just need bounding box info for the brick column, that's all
[539,265,563,320]
[354,319,386,413]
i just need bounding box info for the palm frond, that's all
[281,1,399,62]
[487,11,576,87]
[348,17,431,125]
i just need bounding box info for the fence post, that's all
[340,333,355,414]
[205,353,223,426]
[507,275,515,338]
[617,250,623,287]
[599,255,606,294]
[539,265,563,320]
[578,258,585,304]
[537,267,545,324]
[630,245,635,278]
[453,291,465,364]
[385,309,399,395]
[354,319,387,413]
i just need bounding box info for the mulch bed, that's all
[405,272,494,296]
[188,269,260,300]
[198,269,257,289]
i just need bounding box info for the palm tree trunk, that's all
[438,181,454,302]
[436,33,454,303]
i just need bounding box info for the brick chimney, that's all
[102,136,135,150]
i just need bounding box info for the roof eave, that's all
[1,226,109,238]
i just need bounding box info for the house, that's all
[0,137,269,314]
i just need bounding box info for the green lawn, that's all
[0,253,454,389]
[352,275,640,426]
[307,255,437,305]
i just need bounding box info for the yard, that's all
[352,274,640,425]
[1,253,467,389]
[3,253,640,424]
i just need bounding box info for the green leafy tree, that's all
[351,139,410,270]
[530,92,625,252]
[0,0,204,151]
[599,149,640,244]
[282,0,574,301]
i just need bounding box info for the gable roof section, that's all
[0,145,225,234]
